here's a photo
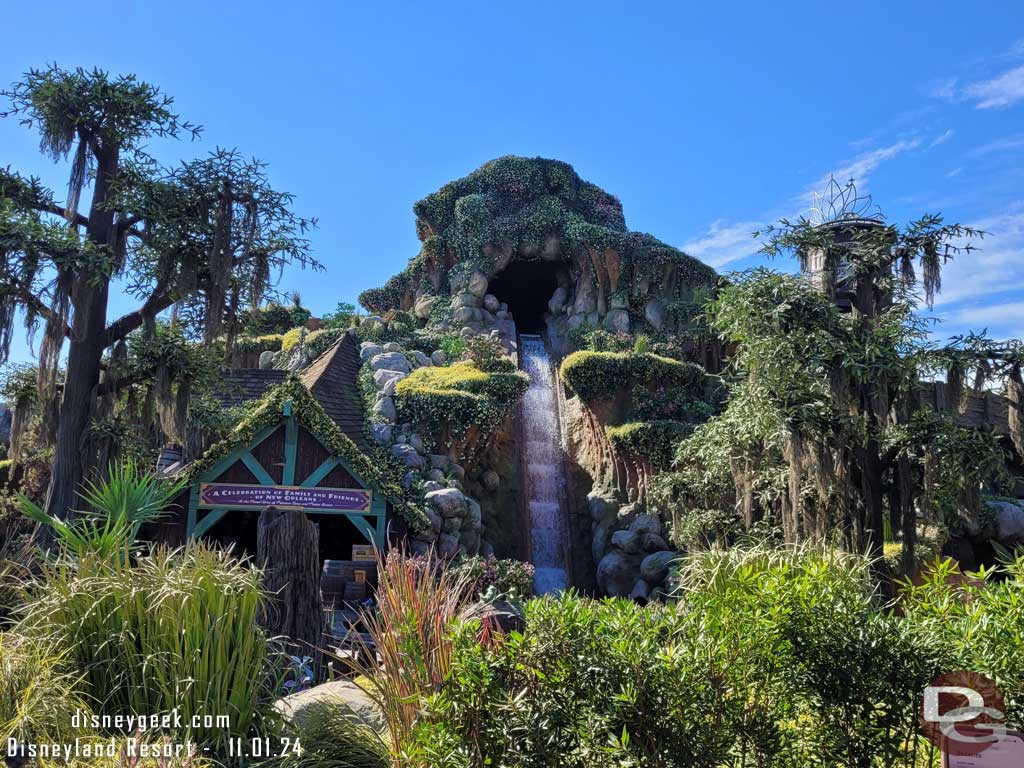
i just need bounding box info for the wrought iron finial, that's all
[810,176,882,225]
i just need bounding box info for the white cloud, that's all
[946,300,1024,340]
[964,64,1024,109]
[946,167,963,178]
[929,129,955,149]
[682,219,763,268]
[931,204,1024,308]
[968,134,1024,157]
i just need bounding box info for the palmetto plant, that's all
[18,460,184,560]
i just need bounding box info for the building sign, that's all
[199,483,371,512]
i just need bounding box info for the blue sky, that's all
[2,1,1023,363]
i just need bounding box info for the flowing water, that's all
[519,334,569,594]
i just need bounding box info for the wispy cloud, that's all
[685,140,921,269]
[947,167,963,178]
[931,203,1024,308]
[929,129,955,148]
[947,300,1024,340]
[682,219,762,268]
[964,64,1024,109]
[968,134,1024,157]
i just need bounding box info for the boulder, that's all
[468,270,489,298]
[483,294,500,313]
[610,529,642,554]
[437,533,460,559]
[465,497,482,529]
[587,490,619,522]
[426,509,443,534]
[641,533,670,553]
[369,352,411,373]
[442,517,462,533]
[644,298,665,330]
[604,308,630,333]
[482,469,500,492]
[453,306,476,324]
[630,579,652,603]
[430,350,448,366]
[372,397,396,423]
[410,350,432,368]
[428,468,445,483]
[359,342,384,361]
[426,488,468,518]
[597,551,640,597]
[422,481,444,494]
[258,350,275,369]
[370,423,392,444]
[994,501,1024,544]
[381,378,398,397]
[592,517,615,563]
[414,294,437,319]
[640,550,677,584]
[408,433,425,453]
[274,680,383,731]
[629,514,662,536]
[449,462,466,482]
[459,529,480,555]
[391,443,425,469]
[430,454,449,469]
[548,286,569,315]
[372,368,406,388]
[402,470,417,488]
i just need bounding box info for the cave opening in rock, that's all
[488,260,563,333]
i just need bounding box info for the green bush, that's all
[605,420,692,468]
[560,351,704,403]
[901,554,1024,726]
[244,302,310,335]
[449,556,535,600]
[234,333,285,353]
[402,545,957,767]
[281,326,307,354]
[19,543,279,754]
[395,361,528,439]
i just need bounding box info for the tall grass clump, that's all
[0,631,92,747]
[350,549,476,765]
[18,542,279,753]
[269,701,389,768]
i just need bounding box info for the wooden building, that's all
[154,332,413,564]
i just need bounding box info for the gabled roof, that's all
[299,331,369,451]
[183,376,427,532]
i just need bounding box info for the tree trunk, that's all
[44,148,117,521]
[257,506,324,653]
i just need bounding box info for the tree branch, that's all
[103,281,176,346]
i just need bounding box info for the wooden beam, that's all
[199,423,279,482]
[282,415,298,485]
[240,450,276,486]
[300,457,339,487]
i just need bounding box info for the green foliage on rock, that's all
[233,333,285,353]
[560,351,704,403]
[358,156,716,314]
[394,361,527,438]
[605,420,693,468]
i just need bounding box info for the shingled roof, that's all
[212,369,288,409]
[298,330,369,451]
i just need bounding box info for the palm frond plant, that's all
[18,460,184,560]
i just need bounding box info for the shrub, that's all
[449,556,535,600]
[18,543,279,754]
[244,302,309,335]
[462,336,512,373]
[233,333,285,353]
[305,327,346,360]
[406,595,734,768]
[901,554,1024,727]
[438,335,466,361]
[395,361,528,440]
[321,301,358,331]
[560,351,704,403]
[281,326,307,354]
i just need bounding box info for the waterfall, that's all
[519,334,569,594]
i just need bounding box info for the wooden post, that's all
[256,506,324,658]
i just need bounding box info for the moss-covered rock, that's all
[358,156,717,339]
[606,420,693,469]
